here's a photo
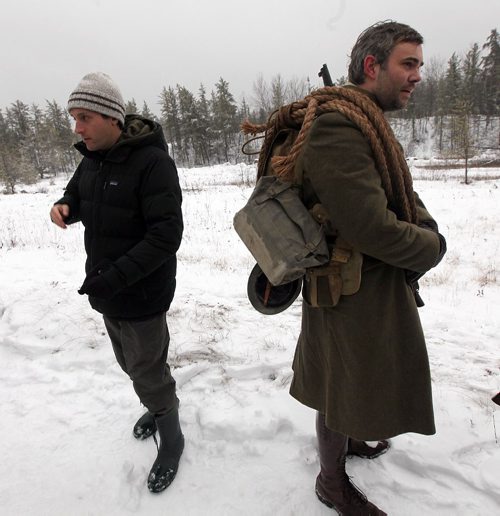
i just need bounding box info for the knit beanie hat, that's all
[67,72,125,125]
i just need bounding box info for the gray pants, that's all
[103,312,177,415]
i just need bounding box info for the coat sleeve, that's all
[100,153,183,291]
[301,112,441,273]
[414,191,437,230]
[54,164,82,224]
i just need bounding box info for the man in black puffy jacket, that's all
[50,72,184,493]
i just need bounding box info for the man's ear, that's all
[363,55,379,80]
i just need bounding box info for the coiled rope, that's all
[242,86,417,224]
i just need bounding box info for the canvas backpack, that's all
[233,105,362,309]
[233,126,330,287]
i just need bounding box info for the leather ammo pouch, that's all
[303,235,363,308]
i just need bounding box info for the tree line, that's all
[0,29,498,193]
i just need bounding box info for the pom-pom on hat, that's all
[67,72,125,124]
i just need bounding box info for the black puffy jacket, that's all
[57,115,183,319]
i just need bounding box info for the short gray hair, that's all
[348,21,423,85]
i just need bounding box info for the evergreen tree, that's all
[125,99,139,114]
[211,78,238,163]
[45,100,78,175]
[195,84,212,166]
[0,109,14,191]
[6,100,32,141]
[141,101,156,120]
[442,53,462,114]
[176,85,198,166]
[159,86,182,161]
[1,101,40,190]
[30,103,48,178]
[480,29,500,117]
[0,106,38,193]
[461,43,482,114]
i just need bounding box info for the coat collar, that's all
[74,114,169,163]
[343,83,384,110]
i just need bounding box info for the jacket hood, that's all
[74,114,169,161]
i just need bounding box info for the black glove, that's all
[418,220,447,267]
[409,280,425,307]
[78,274,115,299]
[435,233,447,266]
[78,260,116,299]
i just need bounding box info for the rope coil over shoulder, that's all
[242,86,417,224]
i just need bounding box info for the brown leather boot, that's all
[315,413,387,515]
[347,438,390,459]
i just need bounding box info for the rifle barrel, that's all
[319,64,333,87]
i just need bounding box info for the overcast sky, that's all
[1,0,498,112]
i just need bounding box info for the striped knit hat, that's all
[67,72,125,124]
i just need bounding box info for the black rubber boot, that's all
[133,411,157,440]
[147,408,184,493]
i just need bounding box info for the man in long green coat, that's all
[288,21,446,515]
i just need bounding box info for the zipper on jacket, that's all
[91,161,105,268]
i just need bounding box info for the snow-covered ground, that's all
[0,163,499,515]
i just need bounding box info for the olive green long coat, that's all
[289,102,442,441]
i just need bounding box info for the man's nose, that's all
[74,121,83,134]
[410,68,422,83]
